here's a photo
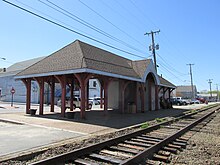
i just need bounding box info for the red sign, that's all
[10,87,15,94]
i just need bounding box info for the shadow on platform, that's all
[31,108,189,129]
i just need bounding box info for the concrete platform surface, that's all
[0,101,214,158]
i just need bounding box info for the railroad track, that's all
[28,104,219,165]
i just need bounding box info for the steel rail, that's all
[120,107,218,164]
[29,104,219,165]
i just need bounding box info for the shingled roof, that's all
[159,76,176,88]
[16,40,155,82]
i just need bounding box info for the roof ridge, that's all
[132,59,149,62]
[76,40,87,68]
[77,40,133,62]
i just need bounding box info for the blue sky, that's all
[1,0,220,92]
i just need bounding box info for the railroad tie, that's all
[100,149,132,159]
[157,150,171,156]
[89,153,122,164]
[124,140,152,148]
[74,158,99,165]
[117,143,145,151]
[179,135,191,141]
[167,143,182,150]
[138,135,163,142]
[153,154,170,163]
[163,146,178,154]
[175,138,188,144]
[146,159,161,165]
[131,138,157,145]
[109,146,139,154]
[172,141,187,149]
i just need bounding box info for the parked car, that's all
[89,98,100,105]
[190,99,200,104]
[57,97,93,109]
[170,97,184,106]
[196,97,206,103]
[181,99,190,105]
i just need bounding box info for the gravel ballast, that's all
[170,111,220,165]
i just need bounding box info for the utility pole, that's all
[187,64,194,99]
[216,84,219,102]
[145,30,160,72]
[208,79,213,98]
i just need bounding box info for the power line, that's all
[158,62,186,83]
[77,0,146,48]
[128,0,158,30]
[3,0,147,59]
[100,0,144,31]
[38,0,147,55]
[128,0,192,63]
[157,53,188,76]
[14,0,101,39]
[157,58,188,79]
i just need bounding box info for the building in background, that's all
[173,85,197,99]
[0,57,45,103]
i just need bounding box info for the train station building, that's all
[15,40,175,119]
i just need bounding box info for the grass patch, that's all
[155,118,167,123]
[140,122,149,129]
[190,109,197,113]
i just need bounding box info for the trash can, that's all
[66,112,75,119]
[30,109,37,116]
[131,104,136,113]
[128,102,136,113]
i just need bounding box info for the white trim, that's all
[142,60,160,85]
[85,69,142,82]
[14,68,87,79]
[15,68,143,82]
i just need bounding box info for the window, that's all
[93,81,97,87]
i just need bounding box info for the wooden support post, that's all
[140,84,145,113]
[86,83,89,110]
[55,75,66,117]
[100,86,103,108]
[134,82,138,113]
[102,77,112,115]
[99,80,104,109]
[70,79,74,111]
[74,73,92,119]
[39,80,44,115]
[119,81,131,114]
[35,77,44,115]
[119,81,125,114]
[155,85,159,110]
[148,80,152,111]
[50,78,55,112]
[21,78,31,114]
[80,83,86,118]
[104,82,108,115]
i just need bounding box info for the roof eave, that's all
[160,84,176,89]
[14,68,143,82]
